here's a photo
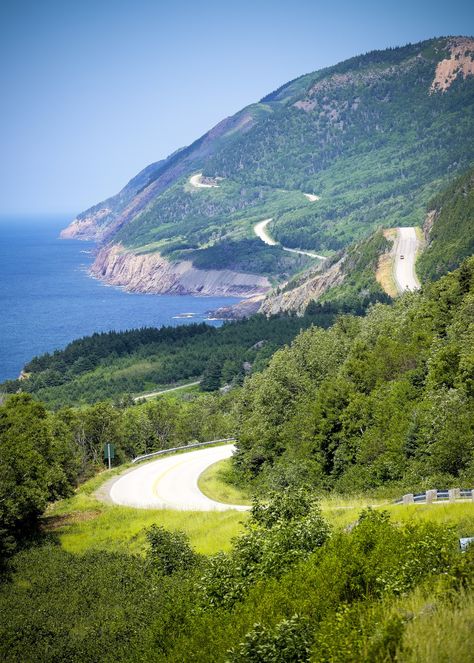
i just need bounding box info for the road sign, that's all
[104,443,115,469]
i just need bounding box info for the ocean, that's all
[0,216,240,382]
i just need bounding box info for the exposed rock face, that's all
[207,295,264,319]
[423,209,438,239]
[258,259,345,316]
[60,208,112,241]
[430,37,474,93]
[91,244,270,297]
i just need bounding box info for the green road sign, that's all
[103,443,115,460]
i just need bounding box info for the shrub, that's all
[145,525,199,575]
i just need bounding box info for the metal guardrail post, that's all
[396,487,474,505]
[426,489,437,504]
[449,488,461,502]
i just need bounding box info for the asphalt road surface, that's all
[109,444,249,511]
[394,227,420,292]
[254,218,326,260]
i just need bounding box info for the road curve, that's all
[394,227,420,293]
[109,444,249,511]
[254,218,326,260]
[189,172,219,188]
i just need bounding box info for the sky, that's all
[0,0,473,216]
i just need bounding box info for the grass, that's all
[376,229,398,297]
[198,459,252,506]
[43,451,247,557]
[43,453,474,560]
[46,506,246,556]
[398,587,474,662]
[320,495,474,535]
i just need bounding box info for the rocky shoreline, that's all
[90,243,271,299]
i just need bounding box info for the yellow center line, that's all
[151,456,194,502]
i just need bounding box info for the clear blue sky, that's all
[1,0,473,215]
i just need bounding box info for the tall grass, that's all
[198,459,252,506]
[397,588,474,662]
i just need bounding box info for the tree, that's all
[200,359,222,392]
[0,395,68,560]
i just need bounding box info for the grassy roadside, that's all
[42,453,474,559]
[43,451,247,556]
[321,497,474,535]
[376,228,398,297]
[198,459,252,506]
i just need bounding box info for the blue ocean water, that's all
[0,216,240,382]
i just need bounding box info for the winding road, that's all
[254,218,326,260]
[189,173,219,188]
[394,227,420,292]
[108,444,249,511]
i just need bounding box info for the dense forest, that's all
[418,165,474,281]
[0,309,336,407]
[234,257,474,494]
[2,38,474,662]
[2,255,473,561]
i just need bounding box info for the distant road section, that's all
[254,218,326,260]
[394,227,421,292]
[109,444,249,511]
[189,173,219,188]
[133,381,200,402]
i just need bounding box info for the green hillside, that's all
[234,256,474,494]
[64,36,474,286]
[418,165,474,281]
[1,310,335,407]
[2,203,474,662]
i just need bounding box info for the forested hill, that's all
[234,255,474,494]
[62,36,474,290]
[0,309,336,407]
[418,165,474,281]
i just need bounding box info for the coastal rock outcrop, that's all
[91,244,270,298]
[258,259,345,316]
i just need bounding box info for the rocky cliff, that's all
[91,244,270,297]
[258,259,345,316]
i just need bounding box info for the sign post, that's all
[103,443,115,469]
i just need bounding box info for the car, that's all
[400,255,405,259]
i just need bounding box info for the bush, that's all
[228,615,312,663]
[146,525,199,575]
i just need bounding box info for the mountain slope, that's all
[418,165,474,281]
[234,254,474,493]
[62,36,474,296]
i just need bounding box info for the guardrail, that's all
[132,438,236,464]
[395,488,474,505]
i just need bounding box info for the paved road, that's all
[254,218,326,260]
[189,172,219,188]
[394,227,420,292]
[133,381,200,402]
[109,444,249,511]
